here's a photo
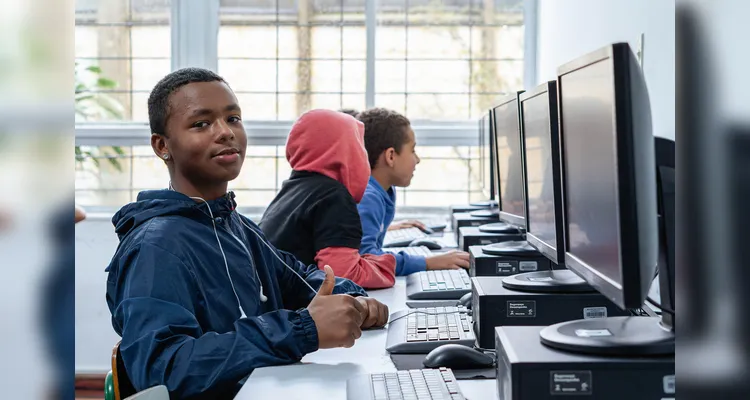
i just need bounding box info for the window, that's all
[75,0,527,210]
[376,0,524,119]
[75,0,171,122]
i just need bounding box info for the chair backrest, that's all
[111,342,137,400]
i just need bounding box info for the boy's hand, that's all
[308,266,366,348]
[426,251,470,270]
[355,297,389,329]
[388,220,427,231]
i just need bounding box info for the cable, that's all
[236,216,319,297]
[646,296,675,315]
[189,196,250,318]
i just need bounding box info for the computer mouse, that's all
[458,293,472,309]
[409,238,442,250]
[423,344,494,370]
[418,226,435,235]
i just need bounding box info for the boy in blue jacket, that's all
[356,107,470,275]
[105,68,388,399]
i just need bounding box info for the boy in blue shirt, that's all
[357,108,470,275]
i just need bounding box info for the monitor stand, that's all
[478,221,518,234]
[539,316,675,356]
[470,208,499,218]
[502,269,594,293]
[481,238,532,253]
[469,199,497,208]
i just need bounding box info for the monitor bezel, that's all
[492,91,526,227]
[557,43,657,309]
[520,81,564,265]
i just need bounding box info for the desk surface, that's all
[235,277,497,399]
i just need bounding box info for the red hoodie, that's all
[283,109,396,289]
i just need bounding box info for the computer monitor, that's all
[479,112,495,201]
[498,81,592,293]
[493,92,526,228]
[539,43,674,356]
[521,82,564,265]
[470,112,498,208]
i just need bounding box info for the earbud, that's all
[259,285,268,303]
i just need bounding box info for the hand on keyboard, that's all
[356,297,389,329]
[308,266,365,348]
[425,251,470,271]
[388,219,428,232]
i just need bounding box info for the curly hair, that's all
[357,108,412,169]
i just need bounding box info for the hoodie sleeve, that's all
[272,247,368,309]
[110,242,320,398]
[357,189,427,276]
[315,247,396,289]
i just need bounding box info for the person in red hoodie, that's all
[260,109,397,289]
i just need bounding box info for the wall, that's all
[535,0,675,139]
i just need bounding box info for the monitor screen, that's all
[560,58,622,287]
[494,98,525,223]
[523,91,556,251]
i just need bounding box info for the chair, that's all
[104,342,136,400]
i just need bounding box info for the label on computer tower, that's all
[519,261,538,271]
[480,239,494,245]
[663,375,675,394]
[507,300,536,317]
[470,221,484,226]
[583,307,607,319]
[496,261,518,275]
[550,371,592,395]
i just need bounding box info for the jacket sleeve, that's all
[273,247,368,309]
[239,216,367,309]
[110,242,320,398]
[315,247,396,289]
[357,190,426,276]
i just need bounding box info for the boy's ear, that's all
[151,133,169,160]
[383,147,397,168]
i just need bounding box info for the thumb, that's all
[316,265,336,296]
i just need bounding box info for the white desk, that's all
[235,277,497,399]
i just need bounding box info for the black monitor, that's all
[521,82,565,265]
[479,112,495,201]
[539,42,674,356]
[493,92,526,228]
[470,112,498,208]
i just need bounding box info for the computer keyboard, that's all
[347,368,466,400]
[406,269,472,300]
[384,246,433,258]
[386,306,475,353]
[423,218,448,232]
[384,227,428,247]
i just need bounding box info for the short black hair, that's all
[147,67,227,136]
[357,107,412,169]
[338,108,360,118]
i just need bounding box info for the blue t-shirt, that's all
[357,176,427,275]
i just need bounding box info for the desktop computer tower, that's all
[471,277,628,349]
[458,226,523,252]
[469,245,553,277]
[496,326,675,400]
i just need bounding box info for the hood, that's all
[285,109,370,203]
[112,189,237,240]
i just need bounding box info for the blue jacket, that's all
[357,177,427,275]
[105,190,366,399]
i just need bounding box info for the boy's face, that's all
[159,81,247,187]
[390,127,420,187]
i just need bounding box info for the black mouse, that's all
[409,238,442,250]
[423,344,494,369]
[458,293,472,309]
